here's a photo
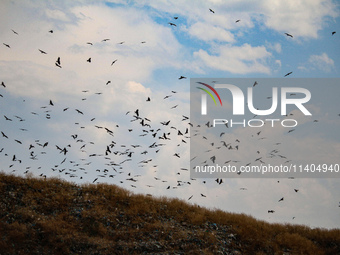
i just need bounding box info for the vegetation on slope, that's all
[0,173,339,254]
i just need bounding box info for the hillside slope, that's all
[0,173,339,254]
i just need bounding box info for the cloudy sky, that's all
[1,0,340,229]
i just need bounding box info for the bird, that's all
[87,58,91,63]
[284,72,292,77]
[253,81,258,87]
[49,100,54,106]
[268,210,275,213]
[201,193,206,197]
[86,42,93,45]
[111,59,117,65]
[209,8,215,13]
[294,189,299,192]
[332,31,336,35]
[188,195,193,200]
[285,33,293,38]
[102,39,110,42]
[146,97,151,102]
[38,49,47,54]
[48,30,53,33]
[3,43,10,48]
[55,57,61,68]
[1,82,5,88]
[235,19,241,23]
[278,197,284,202]
[178,76,187,79]
[11,29,19,35]
[168,22,176,26]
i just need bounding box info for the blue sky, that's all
[0,0,340,229]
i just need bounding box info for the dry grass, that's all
[0,172,339,254]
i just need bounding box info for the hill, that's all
[0,172,339,254]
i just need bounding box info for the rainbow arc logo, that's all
[196,82,223,106]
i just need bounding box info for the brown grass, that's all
[0,172,339,254]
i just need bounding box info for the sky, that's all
[0,0,340,229]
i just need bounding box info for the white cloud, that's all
[298,53,335,73]
[194,43,272,74]
[261,0,338,38]
[308,52,334,72]
[266,41,282,53]
[187,22,235,42]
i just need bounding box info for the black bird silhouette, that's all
[1,131,8,138]
[102,39,110,42]
[87,57,91,63]
[235,19,241,23]
[278,197,284,202]
[111,59,117,65]
[253,81,258,87]
[174,17,178,19]
[188,195,193,200]
[168,22,176,26]
[87,42,93,45]
[48,30,53,33]
[332,31,336,35]
[146,97,151,102]
[49,100,54,106]
[284,71,292,77]
[55,57,61,68]
[1,82,5,88]
[11,29,18,35]
[178,76,187,79]
[268,210,275,213]
[3,43,10,48]
[201,193,207,197]
[38,49,47,54]
[285,33,293,38]
[209,8,215,13]
[75,109,84,115]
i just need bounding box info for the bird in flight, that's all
[253,81,258,87]
[87,58,91,63]
[38,49,47,54]
[178,76,187,80]
[332,31,336,35]
[284,71,292,77]
[278,197,284,202]
[48,30,53,33]
[55,57,61,68]
[1,82,5,88]
[3,43,10,48]
[235,19,241,23]
[168,22,176,26]
[11,29,18,35]
[111,59,117,65]
[209,8,215,13]
[285,33,293,38]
